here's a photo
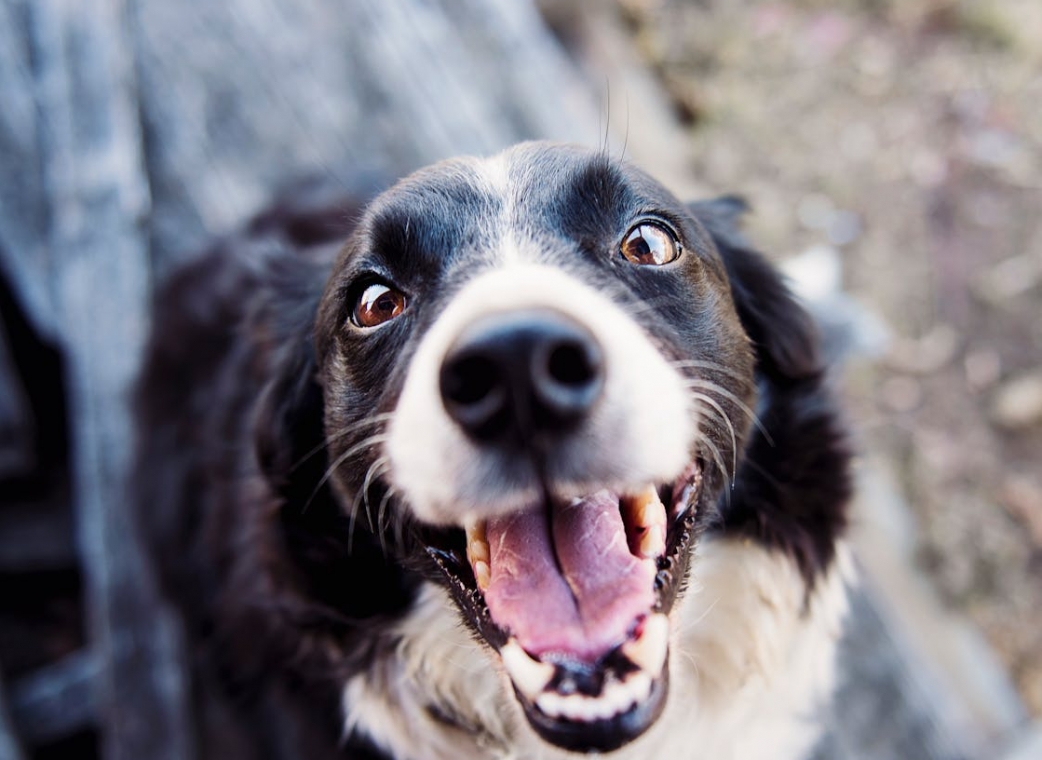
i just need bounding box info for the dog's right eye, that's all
[352,283,407,328]
[619,222,681,266]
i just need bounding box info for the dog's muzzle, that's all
[386,265,705,752]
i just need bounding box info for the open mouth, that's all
[423,459,705,753]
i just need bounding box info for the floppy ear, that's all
[250,254,419,629]
[252,257,329,495]
[689,197,822,384]
[688,198,852,586]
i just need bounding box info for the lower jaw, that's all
[521,667,669,753]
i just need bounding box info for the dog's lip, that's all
[422,459,704,751]
[520,668,669,753]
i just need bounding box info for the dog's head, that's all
[306,142,815,752]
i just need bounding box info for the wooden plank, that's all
[7,651,98,749]
[0,1,57,339]
[0,502,76,573]
[131,0,604,271]
[0,319,32,480]
[814,583,971,760]
[24,1,191,758]
[850,457,1029,757]
[0,667,28,760]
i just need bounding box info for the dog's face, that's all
[314,142,757,752]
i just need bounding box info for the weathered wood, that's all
[131,0,604,274]
[0,1,57,340]
[0,667,28,760]
[8,650,98,749]
[22,1,191,758]
[0,501,76,573]
[0,320,32,480]
[814,582,970,760]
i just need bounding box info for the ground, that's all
[611,0,1042,716]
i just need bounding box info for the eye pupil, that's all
[620,223,680,266]
[353,283,406,328]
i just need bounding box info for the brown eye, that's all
[353,283,407,328]
[620,223,681,266]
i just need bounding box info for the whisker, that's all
[362,456,390,532]
[375,485,400,556]
[700,435,733,504]
[304,433,389,513]
[684,378,774,446]
[290,412,393,472]
[347,456,390,552]
[689,391,738,478]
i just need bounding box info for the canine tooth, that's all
[622,613,669,676]
[466,520,491,588]
[468,538,490,564]
[624,486,666,529]
[473,560,491,591]
[637,524,666,559]
[640,491,667,527]
[466,520,489,563]
[501,639,554,700]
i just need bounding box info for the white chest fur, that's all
[342,537,852,760]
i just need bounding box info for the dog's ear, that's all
[688,198,851,586]
[688,197,821,385]
[250,254,419,627]
[252,257,329,494]
[254,336,325,491]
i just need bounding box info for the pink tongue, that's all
[484,490,656,661]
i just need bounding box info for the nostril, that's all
[440,352,509,440]
[546,340,599,389]
[443,354,498,406]
[533,335,603,422]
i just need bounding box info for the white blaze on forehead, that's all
[386,262,694,526]
[469,148,528,266]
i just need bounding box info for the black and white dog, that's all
[135,142,851,760]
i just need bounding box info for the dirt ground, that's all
[608,0,1042,716]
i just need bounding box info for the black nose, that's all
[439,310,604,443]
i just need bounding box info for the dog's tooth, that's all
[624,485,666,529]
[466,520,489,560]
[623,671,653,704]
[501,639,555,701]
[466,519,491,584]
[639,489,667,528]
[622,613,669,676]
[637,524,666,559]
[602,679,632,716]
[473,560,491,591]
[468,538,490,564]
[536,691,564,717]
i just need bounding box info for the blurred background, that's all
[0,0,1039,758]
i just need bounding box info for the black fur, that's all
[134,145,849,759]
[689,199,851,584]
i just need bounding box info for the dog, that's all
[134,141,852,760]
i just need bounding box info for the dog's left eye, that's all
[620,223,681,266]
[352,283,407,328]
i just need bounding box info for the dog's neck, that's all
[342,537,851,760]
